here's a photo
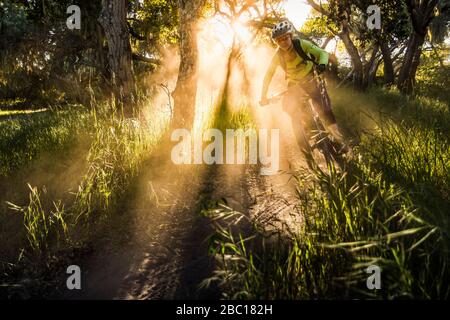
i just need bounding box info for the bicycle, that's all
[260,68,345,169]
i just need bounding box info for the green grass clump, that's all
[73,113,162,223]
[0,107,93,176]
[6,184,68,257]
[205,158,449,299]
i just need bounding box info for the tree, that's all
[305,0,417,89]
[364,0,410,87]
[306,0,370,89]
[213,0,263,107]
[127,0,178,68]
[428,0,450,67]
[397,0,440,94]
[99,0,136,114]
[0,0,110,106]
[171,0,207,129]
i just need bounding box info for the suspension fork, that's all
[306,70,337,165]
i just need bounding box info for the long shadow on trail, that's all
[116,161,222,300]
[57,140,222,299]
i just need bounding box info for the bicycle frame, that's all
[262,67,342,168]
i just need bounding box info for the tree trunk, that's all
[98,0,135,115]
[430,42,445,68]
[364,44,379,88]
[397,32,426,94]
[379,41,395,86]
[369,58,382,86]
[339,30,365,90]
[328,54,340,82]
[172,0,206,129]
[397,0,438,95]
[222,34,241,106]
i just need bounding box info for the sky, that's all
[284,0,312,29]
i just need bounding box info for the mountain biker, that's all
[260,21,345,150]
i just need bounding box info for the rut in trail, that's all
[112,155,304,300]
[62,150,219,299]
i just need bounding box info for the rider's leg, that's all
[282,87,310,150]
[302,79,346,143]
[302,78,336,126]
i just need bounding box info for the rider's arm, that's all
[301,40,329,65]
[261,53,281,100]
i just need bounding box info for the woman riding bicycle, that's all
[260,21,345,150]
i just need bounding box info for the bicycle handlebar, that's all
[260,65,326,107]
[260,90,288,106]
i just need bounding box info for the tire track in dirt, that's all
[59,147,223,299]
[115,162,221,300]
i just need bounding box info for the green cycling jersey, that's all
[262,38,329,98]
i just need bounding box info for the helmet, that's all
[271,21,295,40]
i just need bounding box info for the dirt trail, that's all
[56,104,310,300]
[57,153,303,299]
[58,149,222,299]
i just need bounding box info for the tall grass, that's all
[211,98,255,132]
[0,106,93,176]
[6,184,68,257]
[204,88,450,299]
[73,108,166,223]
[4,101,168,260]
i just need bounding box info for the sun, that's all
[202,15,252,49]
[201,0,313,49]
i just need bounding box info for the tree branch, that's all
[128,23,146,41]
[306,0,329,16]
[132,53,160,65]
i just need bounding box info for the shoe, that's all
[327,123,353,155]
